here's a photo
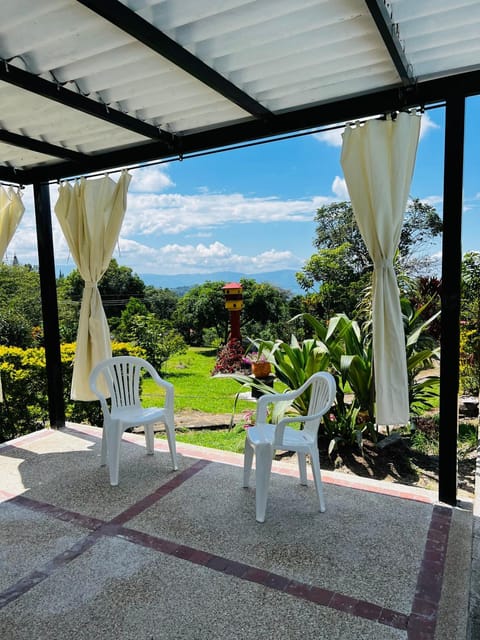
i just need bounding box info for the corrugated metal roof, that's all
[0,0,478,182]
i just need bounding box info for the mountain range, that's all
[140,270,302,295]
[55,266,303,296]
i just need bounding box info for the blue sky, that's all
[9,94,480,278]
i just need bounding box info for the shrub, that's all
[0,341,145,442]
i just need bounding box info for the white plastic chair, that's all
[243,371,336,522]
[89,356,178,486]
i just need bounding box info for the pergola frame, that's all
[0,1,478,507]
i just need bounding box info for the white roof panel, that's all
[0,0,477,181]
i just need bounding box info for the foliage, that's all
[173,278,293,346]
[57,258,145,320]
[115,298,187,372]
[0,263,43,348]
[212,339,245,374]
[174,281,228,345]
[0,342,144,442]
[460,251,480,394]
[144,285,179,320]
[297,199,443,319]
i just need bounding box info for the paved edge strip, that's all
[68,423,436,505]
[407,504,453,640]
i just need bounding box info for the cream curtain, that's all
[340,112,421,425]
[0,186,25,401]
[55,172,131,400]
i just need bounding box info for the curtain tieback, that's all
[84,281,97,289]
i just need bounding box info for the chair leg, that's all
[255,444,273,523]
[100,427,107,467]
[106,423,122,487]
[164,418,178,471]
[243,438,254,487]
[298,452,307,485]
[145,424,155,454]
[310,447,326,513]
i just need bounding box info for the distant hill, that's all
[55,266,303,296]
[140,270,303,296]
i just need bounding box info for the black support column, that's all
[438,96,465,505]
[33,182,65,428]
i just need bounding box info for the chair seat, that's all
[247,423,314,452]
[111,406,166,428]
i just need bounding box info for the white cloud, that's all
[419,112,439,140]
[313,128,343,147]
[332,176,349,199]
[8,181,324,275]
[129,165,174,192]
[114,239,302,275]
[123,191,331,236]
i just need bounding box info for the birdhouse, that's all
[222,282,243,310]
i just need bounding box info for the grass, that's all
[172,424,248,454]
[142,346,252,415]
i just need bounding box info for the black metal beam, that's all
[76,0,273,121]
[0,166,29,183]
[0,129,87,162]
[0,61,175,147]
[438,95,465,506]
[33,182,66,429]
[364,0,414,86]
[15,68,480,184]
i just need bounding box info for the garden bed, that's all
[166,411,478,499]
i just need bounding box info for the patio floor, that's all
[0,423,476,639]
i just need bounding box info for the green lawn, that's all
[141,346,252,416]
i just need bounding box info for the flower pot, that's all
[251,361,271,378]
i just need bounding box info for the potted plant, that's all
[243,352,272,379]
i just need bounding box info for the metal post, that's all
[438,96,465,505]
[33,182,65,428]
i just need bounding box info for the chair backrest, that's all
[302,371,337,438]
[90,356,150,413]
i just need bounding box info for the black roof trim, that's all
[0,61,175,148]
[14,68,480,184]
[76,0,273,121]
[365,0,415,86]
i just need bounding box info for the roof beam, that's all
[16,68,480,184]
[364,0,414,86]
[0,129,87,162]
[76,0,273,121]
[0,61,175,148]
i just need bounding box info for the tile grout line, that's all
[0,459,211,609]
[407,504,453,639]
[1,467,412,631]
[112,523,410,631]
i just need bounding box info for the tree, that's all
[116,298,186,371]
[144,285,179,320]
[297,199,442,318]
[240,278,291,341]
[173,281,228,346]
[0,263,43,347]
[57,259,145,320]
[173,279,293,346]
